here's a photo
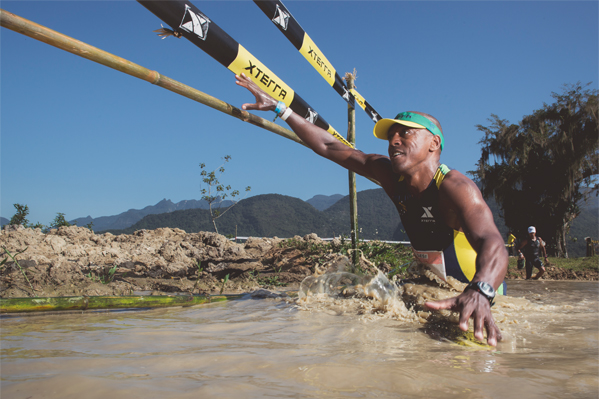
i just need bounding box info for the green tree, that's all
[471,83,598,258]
[47,212,75,230]
[200,155,251,234]
[8,204,29,226]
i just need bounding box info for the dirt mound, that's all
[0,226,355,298]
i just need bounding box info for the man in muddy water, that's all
[236,73,508,346]
[517,226,547,280]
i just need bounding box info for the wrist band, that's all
[274,101,286,116]
[280,107,293,121]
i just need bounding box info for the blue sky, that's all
[2,1,597,225]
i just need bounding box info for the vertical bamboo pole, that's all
[346,72,359,265]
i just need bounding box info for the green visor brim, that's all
[373,112,444,150]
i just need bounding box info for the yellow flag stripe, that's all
[229,45,295,106]
[349,88,366,111]
[299,33,336,87]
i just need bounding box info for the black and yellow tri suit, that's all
[390,164,505,295]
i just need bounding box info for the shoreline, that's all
[1,225,596,299]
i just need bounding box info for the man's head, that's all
[528,226,536,238]
[373,112,444,174]
[373,112,444,150]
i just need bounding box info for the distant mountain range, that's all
[105,190,408,241]
[67,194,342,232]
[0,194,342,232]
[305,194,345,211]
[70,198,234,232]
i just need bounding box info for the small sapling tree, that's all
[200,155,251,234]
[9,204,30,227]
[47,212,75,230]
[6,203,45,229]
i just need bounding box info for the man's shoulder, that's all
[440,169,479,191]
[363,154,398,186]
[364,153,392,166]
[438,168,486,209]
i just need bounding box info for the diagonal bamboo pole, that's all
[0,9,304,146]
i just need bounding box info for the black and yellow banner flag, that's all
[253,0,382,123]
[138,0,352,148]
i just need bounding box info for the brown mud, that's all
[0,225,596,299]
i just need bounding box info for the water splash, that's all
[298,272,369,299]
[298,270,414,320]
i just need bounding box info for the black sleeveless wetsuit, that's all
[388,164,506,295]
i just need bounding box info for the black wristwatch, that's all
[465,281,496,306]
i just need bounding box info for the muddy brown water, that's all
[1,280,597,398]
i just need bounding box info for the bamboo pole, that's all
[0,9,304,146]
[346,72,359,265]
[0,294,244,314]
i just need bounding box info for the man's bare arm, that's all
[236,73,391,182]
[442,172,508,290]
[539,238,548,258]
[425,171,508,346]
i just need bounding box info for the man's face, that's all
[387,123,434,173]
[529,232,536,240]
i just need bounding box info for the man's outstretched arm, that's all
[425,171,508,346]
[236,73,390,181]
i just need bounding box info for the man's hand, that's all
[235,73,278,112]
[424,289,502,346]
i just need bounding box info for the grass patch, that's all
[279,238,413,277]
[548,256,598,271]
[351,241,413,269]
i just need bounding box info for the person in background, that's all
[507,232,518,256]
[585,237,596,257]
[235,73,508,346]
[517,226,547,279]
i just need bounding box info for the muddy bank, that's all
[506,265,598,281]
[0,225,596,299]
[0,225,381,298]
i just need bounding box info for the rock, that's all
[244,237,274,257]
[119,261,136,270]
[5,259,37,269]
[303,233,321,243]
[224,244,246,257]
[44,235,67,253]
[165,262,190,277]
[48,259,85,285]
[206,262,229,273]
[159,241,187,263]
[2,224,25,232]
